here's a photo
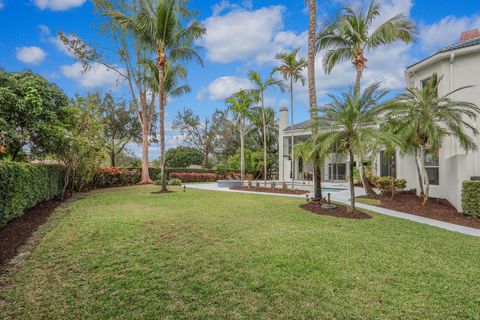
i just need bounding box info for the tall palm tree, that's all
[248,71,284,187]
[317,0,415,95]
[316,0,415,196]
[389,74,480,205]
[108,0,205,191]
[274,48,307,189]
[307,0,322,200]
[226,90,254,182]
[314,83,388,211]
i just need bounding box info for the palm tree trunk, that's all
[359,157,375,196]
[139,126,153,184]
[349,149,356,211]
[261,92,268,187]
[414,148,425,199]
[290,76,295,190]
[390,153,396,199]
[157,51,167,192]
[308,0,322,200]
[355,67,362,96]
[240,119,245,183]
[419,145,429,206]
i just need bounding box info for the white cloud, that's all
[60,62,125,89]
[200,5,304,65]
[33,0,86,11]
[212,0,252,16]
[198,76,254,101]
[16,46,46,65]
[39,25,74,56]
[419,15,480,52]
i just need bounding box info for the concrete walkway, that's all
[185,183,480,238]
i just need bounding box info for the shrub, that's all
[370,176,407,195]
[0,162,63,227]
[462,181,480,217]
[92,167,141,189]
[169,172,218,182]
[168,178,182,186]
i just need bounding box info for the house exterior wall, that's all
[401,47,480,211]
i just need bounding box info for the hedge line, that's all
[462,180,480,217]
[0,162,64,227]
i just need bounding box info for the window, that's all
[283,137,290,158]
[425,151,439,185]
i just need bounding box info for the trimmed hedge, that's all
[0,162,64,227]
[170,172,218,182]
[462,180,480,217]
[92,167,141,189]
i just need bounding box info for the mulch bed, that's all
[230,186,309,195]
[359,193,480,229]
[300,202,372,220]
[0,200,62,268]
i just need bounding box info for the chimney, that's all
[460,29,480,42]
[279,106,289,132]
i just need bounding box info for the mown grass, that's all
[1,185,479,319]
[356,197,382,206]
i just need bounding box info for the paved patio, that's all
[185,183,480,238]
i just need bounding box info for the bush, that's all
[0,162,63,227]
[170,172,218,182]
[92,167,141,189]
[462,181,480,217]
[168,178,182,186]
[370,176,407,195]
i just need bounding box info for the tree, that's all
[316,0,415,196]
[172,108,220,168]
[273,48,307,189]
[226,90,254,181]
[248,71,284,186]
[307,0,323,200]
[107,0,205,191]
[212,109,240,163]
[389,75,480,205]
[314,83,389,211]
[164,146,203,168]
[0,70,69,161]
[89,92,141,167]
[317,0,416,95]
[61,0,158,184]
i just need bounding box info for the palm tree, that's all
[274,48,307,190]
[248,71,284,187]
[107,0,205,191]
[389,74,480,205]
[307,0,322,200]
[294,138,314,180]
[314,83,388,211]
[317,0,415,95]
[226,90,254,182]
[316,0,415,196]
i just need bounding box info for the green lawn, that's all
[1,185,479,319]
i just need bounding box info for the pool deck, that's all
[185,183,480,238]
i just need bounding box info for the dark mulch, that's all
[0,200,62,267]
[359,193,480,229]
[300,202,372,220]
[230,186,309,195]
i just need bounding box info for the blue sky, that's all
[1,0,479,159]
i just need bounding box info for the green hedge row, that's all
[462,180,480,217]
[0,162,64,227]
[146,167,241,180]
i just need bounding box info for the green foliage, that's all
[168,178,182,186]
[164,146,203,168]
[462,181,480,217]
[226,149,262,174]
[92,168,141,189]
[0,162,63,227]
[370,176,407,195]
[0,70,70,161]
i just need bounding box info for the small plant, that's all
[154,180,162,186]
[282,182,288,190]
[271,181,276,189]
[168,178,182,186]
[248,180,252,188]
[256,181,260,188]
[370,176,407,195]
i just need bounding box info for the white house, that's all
[278,29,480,211]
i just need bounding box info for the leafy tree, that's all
[88,92,142,167]
[172,108,220,168]
[226,90,254,181]
[388,75,480,205]
[248,71,284,186]
[107,0,205,191]
[314,83,390,211]
[211,109,240,164]
[0,70,69,161]
[307,0,322,200]
[317,0,416,95]
[274,48,307,189]
[226,148,263,175]
[164,146,203,168]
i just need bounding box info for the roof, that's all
[284,120,310,131]
[407,36,480,70]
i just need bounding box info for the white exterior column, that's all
[278,106,289,182]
